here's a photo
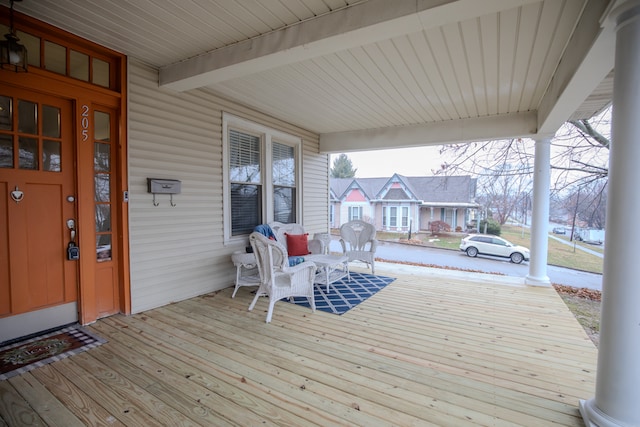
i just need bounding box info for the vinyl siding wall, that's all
[128,60,328,313]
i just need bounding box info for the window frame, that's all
[389,206,397,227]
[222,113,302,245]
[348,205,363,221]
[401,206,409,227]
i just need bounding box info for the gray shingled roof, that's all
[330,175,476,204]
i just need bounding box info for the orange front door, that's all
[0,87,78,340]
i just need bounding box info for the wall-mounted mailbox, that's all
[147,178,181,194]
[147,178,181,207]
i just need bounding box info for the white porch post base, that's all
[580,399,628,427]
[524,274,550,287]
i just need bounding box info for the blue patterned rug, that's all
[289,272,395,315]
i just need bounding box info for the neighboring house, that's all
[331,175,479,232]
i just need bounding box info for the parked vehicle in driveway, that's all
[459,234,530,264]
[575,228,605,245]
[552,227,566,234]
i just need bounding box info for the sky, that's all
[330,146,447,178]
[329,106,612,181]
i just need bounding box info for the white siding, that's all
[128,60,328,313]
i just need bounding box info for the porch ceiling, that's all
[13,0,618,151]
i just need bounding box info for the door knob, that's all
[10,186,23,203]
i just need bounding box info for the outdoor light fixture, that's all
[0,0,27,72]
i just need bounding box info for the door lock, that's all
[66,219,79,260]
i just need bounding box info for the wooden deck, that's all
[0,264,597,426]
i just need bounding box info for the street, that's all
[329,238,603,291]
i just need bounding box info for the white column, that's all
[580,2,640,426]
[525,137,551,286]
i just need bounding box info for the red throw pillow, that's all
[285,233,310,256]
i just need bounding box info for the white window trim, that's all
[222,112,302,245]
[382,204,411,229]
[401,206,409,227]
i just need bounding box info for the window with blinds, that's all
[229,129,262,236]
[223,114,302,243]
[272,141,296,223]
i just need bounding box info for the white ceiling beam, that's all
[159,0,540,91]
[319,111,538,153]
[537,0,616,134]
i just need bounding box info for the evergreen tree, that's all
[330,154,357,178]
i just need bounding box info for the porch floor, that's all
[0,264,597,426]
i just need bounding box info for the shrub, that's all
[479,219,501,236]
[455,226,462,232]
[429,220,451,234]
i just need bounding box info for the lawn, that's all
[390,224,604,274]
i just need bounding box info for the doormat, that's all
[0,325,106,380]
[289,271,395,315]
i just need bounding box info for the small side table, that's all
[231,251,261,298]
[307,254,350,293]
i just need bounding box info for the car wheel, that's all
[466,247,478,257]
[510,252,524,264]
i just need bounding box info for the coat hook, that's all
[152,193,159,207]
[170,194,176,207]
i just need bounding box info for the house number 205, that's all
[81,104,89,141]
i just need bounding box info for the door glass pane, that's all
[96,205,111,232]
[95,174,110,202]
[70,50,89,81]
[94,142,110,172]
[17,30,40,67]
[0,96,11,130]
[42,140,61,172]
[97,234,112,262]
[18,137,38,169]
[93,58,110,88]
[94,111,110,142]
[0,134,13,168]
[18,100,37,134]
[42,105,60,137]
[44,41,66,75]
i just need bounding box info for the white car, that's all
[459,234,530,264]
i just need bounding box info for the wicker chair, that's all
[248,232,317,323]
[269,222,325,255]
[339,220,378,274]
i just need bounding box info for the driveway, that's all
[329,238,603,291]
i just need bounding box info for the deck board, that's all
[0,265,597,426]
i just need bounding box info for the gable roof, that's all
[330,175,477,205]
[331,177,388,200]
[403,176,477,204]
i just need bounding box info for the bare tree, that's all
[436,107,611,225]
[479,164,531,225]
[564,181,607,229]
